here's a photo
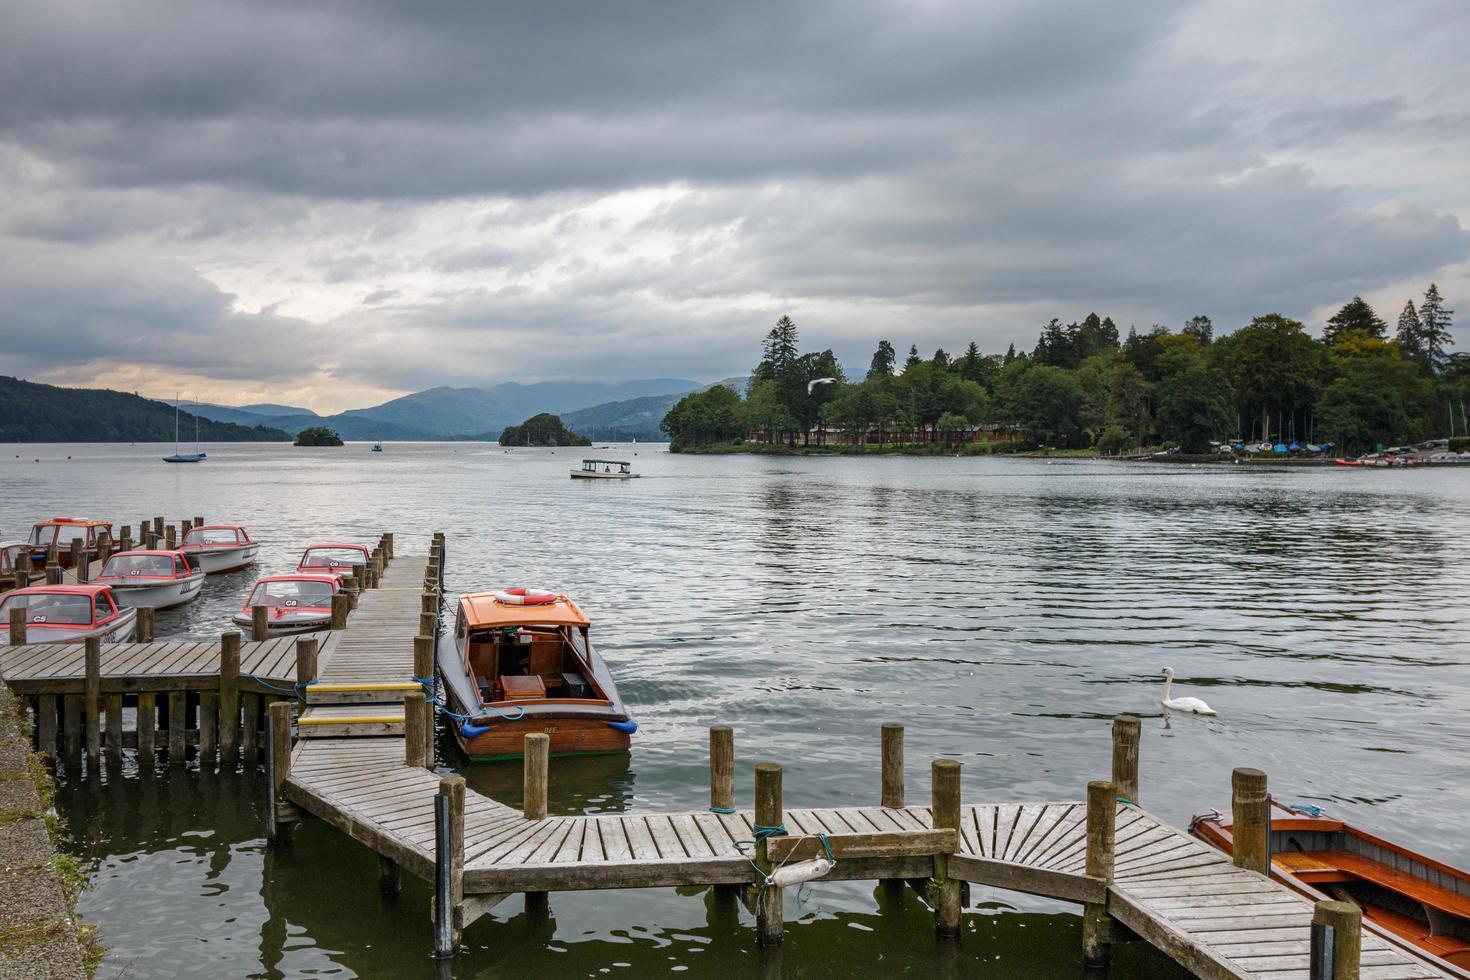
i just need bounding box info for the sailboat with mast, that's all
[162,394,207,463]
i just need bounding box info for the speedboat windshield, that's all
[250,580,335,607]
[186,527,241,546]
[1,593,93,625]
[103,554,176,577]
[300,548,365,570]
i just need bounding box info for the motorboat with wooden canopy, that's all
[1193,800,1470,976]
[437,589,637,761]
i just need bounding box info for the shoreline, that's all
[0,685,94,978]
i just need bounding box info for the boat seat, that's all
[501,675,546,701]
[1310,850,1470,921]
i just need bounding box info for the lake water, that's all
[5,442,1469,978]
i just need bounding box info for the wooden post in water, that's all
[251,605,269,642]
[84,637,101,768]
[330,593,350,629]
[46,563,63,586]
[167,691,186,765]
[1311,900,1361,980]
[754,762,784,946]
[405,692,428,768]
[524,733,549,820]
[193,516,204,528]
[137,693,156,768]
[1082,778,1117,967]
[414,634,435,762]
[881,722,904,807]
[153,516,164,538]
[421,592,437,615]
[433,775,466,958]
[295,638,317,690]
[68,539,84,578]
[143,527,157,550]
[1232,768,1270,874]
[198,690,217,765]
[241,693,259,764]
[96,530,112,568]
[14,549,32,590]
[135,606,154,642]
[266,700,293,844]
[164,525,176,550]
[118,529,132,554]
[105,693,123,766]
[383,532,394,560]
[709,726,734,811]
[344,575,360,609]
[219,632,241,767]
[1111,714,1141,805]
[8,608,24,645]
[931,758,962,938]
[61,696,81,768]
[419,612,437,638]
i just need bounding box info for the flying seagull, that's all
[808,377,838,394]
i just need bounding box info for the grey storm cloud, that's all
[0,0,1467,403]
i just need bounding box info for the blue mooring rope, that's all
[247,674,317,702]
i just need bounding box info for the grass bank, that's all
[0,685,98,978]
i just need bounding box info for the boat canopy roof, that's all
[257,574,341,586]
[460,592,590,630]
[7,584,112,597]
[581,459,630,466]
[31,517,111,528]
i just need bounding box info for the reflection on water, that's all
[9,442,1470,977]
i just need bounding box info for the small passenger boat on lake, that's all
[0,584,137,644]
[95,550,205,609]
[233,574,341,638]
[437,589,636,761]
[571,458,635,480]
[180,524,259,574]
[295,543,372,579]
[1193,801,1470,975]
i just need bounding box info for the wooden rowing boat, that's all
[436,589,636,761]
[1193,801,1470,976]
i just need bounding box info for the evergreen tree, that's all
[1324,297,1386,344]
[958,342,982,380]
[931,348,950,370]
[1002,343,1017,365]
[1418,283,1454,372]
[1396,300,1424,362]
[762,316,800,373]
[867,340,896,380]
[904,345,922,370]
[1183,315,1213,345]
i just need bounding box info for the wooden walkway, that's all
[0,634,309,694]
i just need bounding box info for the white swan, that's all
[1161,666,1216,715]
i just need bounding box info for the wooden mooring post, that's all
[266,701,297,845]
[413,634,435,762]
[1111,714,1140,805]
[1310,899,1362,980]
[1082,778,1117,967]
[330,593,350,630]
[404,692,429,768]
[754,762,783,946]
[8,607,24,645]
[524,733,549,820]
[709,725,734,811]
[83,637,101,769]
[881,722,904,807]
[295,637,317,690]
[219,632,241,767]
[931,758,962,938]
[1232,768,1269,874]
[135,606,154,643]
[69,539,84,579]
[433,775,466,958]
[252,605,269,642]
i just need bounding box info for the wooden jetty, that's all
[2,529,1453,977]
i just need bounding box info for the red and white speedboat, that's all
[232,574,341,638]
[179,524,260,574]
[27,518,114,568]
[0,585,137,644]
[95,550,205,609]
[295,543,371,579]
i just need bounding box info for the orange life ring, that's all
[492,588,557,606]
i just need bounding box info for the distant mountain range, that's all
[0,376,290,443]
[190,378,710,441]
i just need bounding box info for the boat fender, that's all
[607,718,638,734]
[460,721,494,739]
[770,858,834,887]
[492,588,558,606]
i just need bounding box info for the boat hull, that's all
[455,716,631,761]
[231,612,330,639]
[103,573,204,609]
[187,545,260,575]
[570,471,632,479]
[8,609,137,645]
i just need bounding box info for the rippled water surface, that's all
[5,442,1469,978]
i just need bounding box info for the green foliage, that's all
[293,426,344,446]
[0,376,291,442]
[1317,348,1433,452]
[1450,437,1469,452]
[1324,297,1385,343]
[659,386,747,449]
[1096,424,1133,454]
[999,364,1086,447]
[1153,346,1233,452]
[498,413,590,447]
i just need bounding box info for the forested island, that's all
[661,287,1466,456]
[293,426,344,446]
[498,413,590,447]
[0,376,291,443]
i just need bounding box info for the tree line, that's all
[661,287,1466,454]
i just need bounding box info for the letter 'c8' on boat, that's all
[437,590,636,761]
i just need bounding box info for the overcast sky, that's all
[1,0,1467,412]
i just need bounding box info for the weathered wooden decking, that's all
[0,634,307,694]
